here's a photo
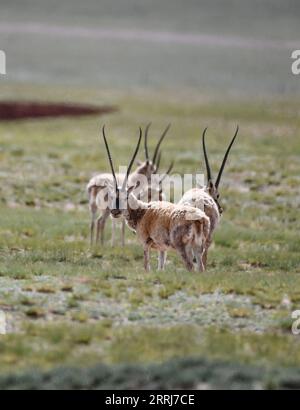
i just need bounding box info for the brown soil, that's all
[0,101,117,120]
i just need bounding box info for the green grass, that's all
[0,84,300,383]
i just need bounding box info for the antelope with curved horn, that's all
[87,123,171,246]
[179,126,239,268]
[102,128,210,272]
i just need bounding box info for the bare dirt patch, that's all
[0,101,117,121]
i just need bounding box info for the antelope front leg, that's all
[158,250,166,270]
[121,219,126,247]
[111,218,115,247]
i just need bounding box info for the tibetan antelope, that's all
[138,160,174,203]
[87,123,171,246]
[102,128,210,272]
[179,126,239,268]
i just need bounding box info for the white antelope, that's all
[87,123,171,246]
[102,129,210,272]
[179,126,239,268]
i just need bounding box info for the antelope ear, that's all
[208,180,214,188]
[136,160,142,165]
[207,180,215,195]
[127,185,136,195]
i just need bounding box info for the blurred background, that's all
[0,0,300,96]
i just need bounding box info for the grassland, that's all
[0,83,299,386]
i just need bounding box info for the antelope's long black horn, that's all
[102,125,118,190]
[159,161,174,184]
[155,151,162,173]
[215,125,239,189]
[202,127,212,184]
[152,124,171,165]
[144,122,151,162]
[122,127,143,190]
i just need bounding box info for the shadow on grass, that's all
[0,101,117,121]
[0,356,299,390]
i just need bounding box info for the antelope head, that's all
[136,122,171,179]
[101,125,142,218]
[202,126,239,214]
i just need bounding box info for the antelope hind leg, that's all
[90,216,96,246]
[177,244,194,272]
[158,250,166,270]
[96,208,110,245]
[89,205,98,246]
[193,245,205,272]
[144,247,150,272]
[202,235,212,269]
